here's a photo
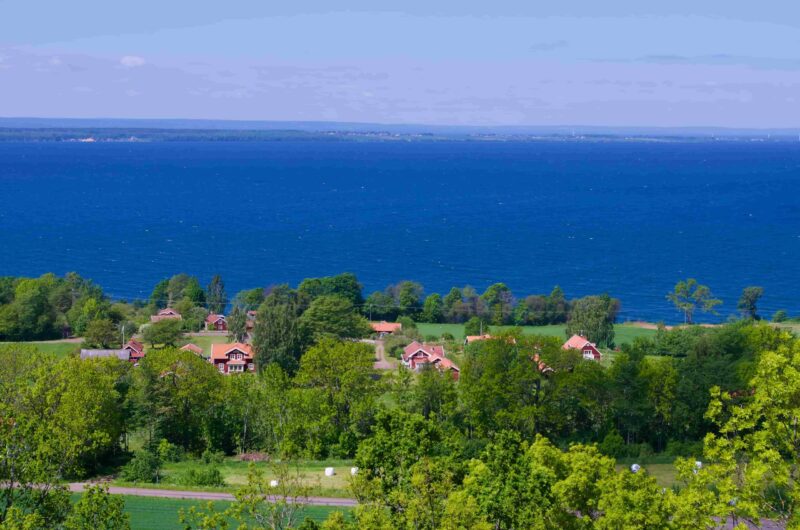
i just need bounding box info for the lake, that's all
[0,139,797,322]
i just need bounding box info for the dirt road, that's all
[68,483,357,507]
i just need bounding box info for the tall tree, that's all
[565,295,618,347]
[420,294,444,323]
[206,274,227,314]
[737,286,764,320]
[667,278,722,324]
[227,305,248,343]
[299,295,372,340]
[252,300,309,374]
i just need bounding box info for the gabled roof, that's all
[562,334,595,350]
[80,349,130,361]
[124,339,144,355]
[432,356,460,372]
[180,343,204,355]
[157,308,180,316]
[402,341,445,362]
[210,342,255,361]
[465,334,492,344]
[371,321,402,333]
[205,313,226,324]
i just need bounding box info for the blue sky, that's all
[2,1,800,127]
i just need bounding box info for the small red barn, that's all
[123,339,145,363]
[205,314,227,331]
[150,308,182,323]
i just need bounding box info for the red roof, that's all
[465,334,492,344]
[205,314,226,324]
[563,334,593,350]
[402,341,445,362]
[180,343,204,355]
[151,308,182,322]
[210,342,254,361]
[125,339,144,356]
[562,335,602,360]
[371,321,403,334]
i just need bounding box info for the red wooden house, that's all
[210,342,256,374]
[205,314,227,331]
[402,341,460,380]
[123,339,145,363]
[562,334,602,361]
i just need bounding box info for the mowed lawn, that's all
[178,334,232,356]
[118,458,356,498]
[71,494,346,530]
[1,340,80,358]
[417,323,657,345]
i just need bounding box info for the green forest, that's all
[1,272,799,528]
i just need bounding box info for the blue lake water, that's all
[0,140,798,322]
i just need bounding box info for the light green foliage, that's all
[594,469,673,530]
[65,485,130,530]
[704,331,800,525]
[142,318,183,347]
[421,294,444,323]
[83,317,119,348]
[666,278,722,324]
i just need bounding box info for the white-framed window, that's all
[218,363,225,373]
[248,363,254,371]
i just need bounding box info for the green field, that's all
[0,341,80,358]
[118,458,356,498]
[70,494,345,530]
[417,322,657,345]
[178,334,232,356]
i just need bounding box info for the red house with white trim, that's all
[402,341,460,380]
[562,334,602,361]
[205,314,227,331]
[210,342,256,374]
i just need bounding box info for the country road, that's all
[68,483,358,507]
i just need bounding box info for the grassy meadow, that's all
[0,340,80,358]
[115,457,356,498]
[71,494,346,530]
[417,322,657,345]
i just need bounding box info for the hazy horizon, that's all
[2,2,800,128]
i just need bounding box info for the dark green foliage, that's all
[363,290,398,321]
[206,274,227,314]
[773,309,788,322]
[179,466,224,487]
[227,305,248,342]
[299,295,371,340]
[464,316,488,336]
[83,318,119,349]
[298,272,364,307]
[252,299,309,373]
[737,285,764,319]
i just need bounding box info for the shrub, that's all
[157,439,183,463]
[441,332,455,341]
[201,449,225,465]
[121,451,161,483]
[180,466,224,487]
[599,430,626,458]
[772,310,788,323]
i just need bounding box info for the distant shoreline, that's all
[1,127,798,143]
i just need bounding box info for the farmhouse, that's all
[402,341,460,380]
[210,342,256,374]
[123,339,145,363]
[150,308,182,323]
[370,321,402,336]
[562,334,602,361]
[205,313,227,331]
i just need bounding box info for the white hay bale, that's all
[350,467,359,476]
[324,467,335,477]
[269,479,279,488]
[630,463,641,473]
